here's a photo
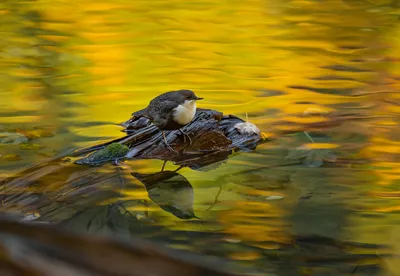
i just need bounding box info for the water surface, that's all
[1,0,400,275]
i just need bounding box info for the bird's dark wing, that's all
[149,92,174,102]
[147,100,177,128]
[132,92,176,118]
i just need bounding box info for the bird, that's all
[132,89,203,152]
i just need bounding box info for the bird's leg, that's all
[162,130,177,153]
[179,129,192,146]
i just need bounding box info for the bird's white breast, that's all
[172,100,196,125]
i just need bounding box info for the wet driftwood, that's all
[73,108,263,168]
[0,218,244,276]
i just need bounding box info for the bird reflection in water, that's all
[132,166,199,220]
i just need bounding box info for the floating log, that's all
[74,108,264,168]
[1,108,264,186]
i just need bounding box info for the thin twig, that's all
[206,185,223,212]
[303,131,315,143]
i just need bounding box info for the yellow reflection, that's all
[303,143,339,149]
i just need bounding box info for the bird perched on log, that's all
[132,89,203,152]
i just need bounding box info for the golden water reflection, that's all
[1,0,400,275]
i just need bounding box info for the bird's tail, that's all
[119,108,150,128]
[132,108,149,119]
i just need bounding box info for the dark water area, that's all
[1,0,400,275]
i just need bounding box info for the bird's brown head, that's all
[176,90,203,102]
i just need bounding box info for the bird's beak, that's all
[195,96,203,101]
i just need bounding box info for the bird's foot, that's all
[161,130,178,153]
[164,141,178,153]
[179,130,192,145]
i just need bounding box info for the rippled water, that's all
[1,0,400,275]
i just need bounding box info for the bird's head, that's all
[176,90,203,104]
